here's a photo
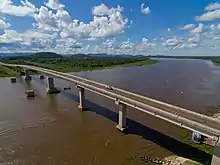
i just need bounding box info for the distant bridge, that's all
[1,62,220,164]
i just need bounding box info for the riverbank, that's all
[211,59,220,66]
[0,65,19,77]
[24,59,158,73]
[0,59,158,77]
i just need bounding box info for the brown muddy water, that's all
[0,59,219,164]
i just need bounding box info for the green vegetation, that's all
[0,52,158,77]
[212,59,220,65]
[181,128,213,154]
[0,65,19,77]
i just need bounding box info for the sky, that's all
[0,0,220,55]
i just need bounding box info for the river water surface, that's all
[0,59,219,164]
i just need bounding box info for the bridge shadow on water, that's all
[31,78,211,163]
[61,91,211,163]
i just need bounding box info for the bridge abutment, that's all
[24,70,31,81]
[78,86,85,111]
[115,99,127,132]
[212,139,220,165]
[46,77,61,94]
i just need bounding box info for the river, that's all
[0,59,219,164]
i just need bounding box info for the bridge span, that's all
[1,62,220,164]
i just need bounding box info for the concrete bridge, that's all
[1,62,220,164]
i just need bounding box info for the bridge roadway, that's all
[1,62,220,140]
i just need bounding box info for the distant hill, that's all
[29,52,64,59]
[71,54,91,58]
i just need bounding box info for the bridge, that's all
[1,62,220,164]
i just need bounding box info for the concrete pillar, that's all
[115,99,127,132]
[78,87,85,111]
[48,77,55,89]
[212,139,220,165]
[46,77,61,94]
[24,70,31,81]
[39,75,45,79]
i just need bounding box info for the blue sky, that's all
[0,0,220,55]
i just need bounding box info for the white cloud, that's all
[181,24,195,30]
[61,3,128,39]
[168,28,171,32]
[163,37,180,48]
[142,37,148,44]
[119,39,135,54]
[209,24,220,34]
[33,3,128,40]
[33,6,71,31]
[33,6,59,31]
[23,30,56,39]
[141,3,151,15]
[196,3,220,21]
[92,3,110,16]
[0,30,22,43]
[45,0,65,10]
[103,38,117,49]
[196,10,220,21]
[60,19,91,39]
[0,18,11,29]
[0,29,56,51]
[205,2,220,11]
[188,35,200,44]
[0,0,38,16]
[191,23,204,33]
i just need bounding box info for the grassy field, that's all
[181,128,213,154]
[0,65,19,77]
[0,53,158,77]
[23,59,158,72]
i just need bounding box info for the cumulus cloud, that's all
[92,3,110,16]
[142,37,148,44]
[196,2,220,21]
[188,35,200,44]
[45,0,65,10]
[33,3,128,40]
[55,38,82,50]
[181,24,195,30]
[0,18,11,29]
[205,2,220,11]
[0,29,56,51]
[209,24,220,34]
[141,3,151,15]
[0,30,22,43]
[61,3,128,39]
[103,38,117,49]
[0,0,38,16]
[191,23,204,33]
[33,6,71,31]
[163,37,180,48]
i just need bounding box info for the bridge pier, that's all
[24,70,31,81]
[212,139,220,165]
[115,99,127,132]
[46,77,61,94]
[78,86,85,111]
